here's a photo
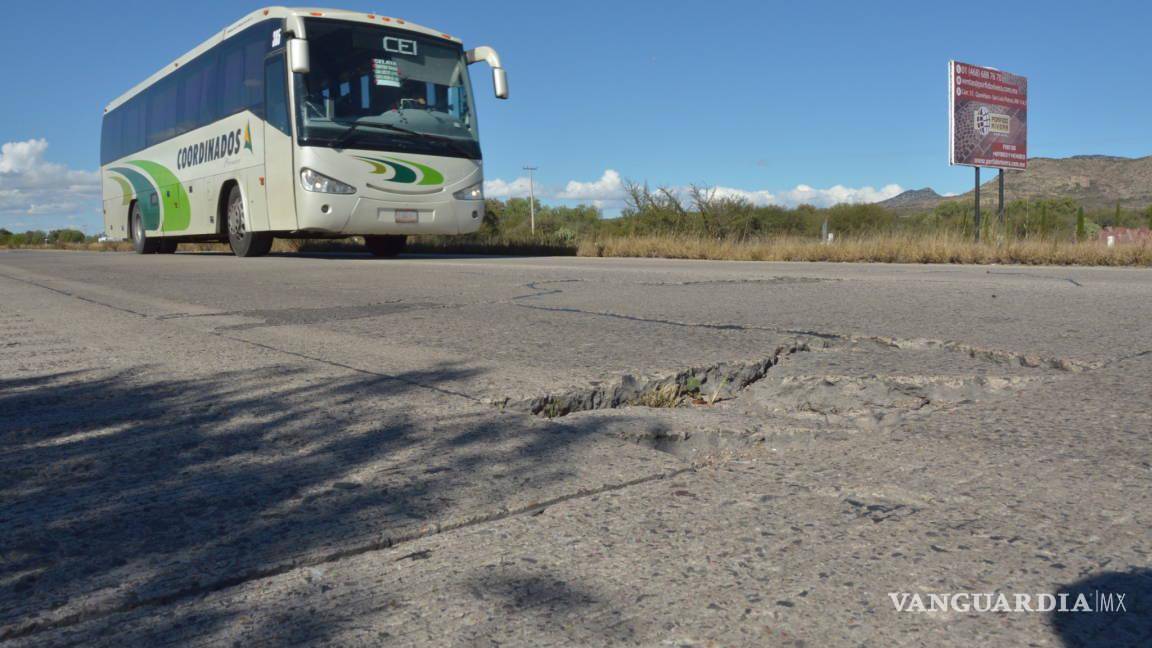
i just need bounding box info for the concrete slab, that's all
[1,250,1149,646]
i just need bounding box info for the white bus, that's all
[101,7,507,257]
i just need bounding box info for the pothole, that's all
[520,341,1045,465]
[498,341,811,419]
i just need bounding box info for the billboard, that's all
[949,61,1028,170]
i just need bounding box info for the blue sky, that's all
[2,0,1150,232]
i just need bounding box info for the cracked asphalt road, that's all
[1,250,1150,646]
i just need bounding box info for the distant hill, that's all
[880,155,1152,213]
[877,187,943,211]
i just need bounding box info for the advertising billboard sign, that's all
[949,61,1028,169]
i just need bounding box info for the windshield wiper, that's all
[331,119,475,158]
[406,130,477,159]
[331,120,420,150]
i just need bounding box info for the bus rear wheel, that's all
[225,185,272,258]
[364,235,407,258]
[131,202,160,254]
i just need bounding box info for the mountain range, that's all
[879,155,1152,213]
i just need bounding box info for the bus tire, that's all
[131,201,160,254]
[225,184,272,258]
[364,235,407,258]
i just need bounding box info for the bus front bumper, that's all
[295,194,484,236]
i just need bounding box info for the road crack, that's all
[509,279,1096,372]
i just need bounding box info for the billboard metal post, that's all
[974,167,982,242]
[995,169,1004,224]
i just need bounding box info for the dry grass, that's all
[0,240,137,252]
[5,232,1150,266]
[408,234,577,256]
[630,382,686,408]
[577,233,1152,267]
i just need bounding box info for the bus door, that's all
[264,51,298,231]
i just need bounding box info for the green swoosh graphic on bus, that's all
[385,157,444,186]
[110,167,161,230]
[357,157,417,184]
[356,156,444,186]
[109,175,135,206]
[128,161,191,232]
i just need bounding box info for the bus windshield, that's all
[295,20,481,159]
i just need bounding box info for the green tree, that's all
[750,205,809,236]
[49,229,87,244]
[20,230,48,245]
[826,203,895,235]
[1076,207,1086,242]
[933,201,971,235]
[480,198,504,236]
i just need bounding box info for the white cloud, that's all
[481,168,904,212]
[484,169,629,208]
[483,176,534,199]
[0,139,101,228]
[774,183,904,207]
[706,186,778,205]
[556,169,626,203]
[666,182,903,209]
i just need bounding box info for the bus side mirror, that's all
[493,68,509,100]
[289,39,310,75]
[466,46,509,100]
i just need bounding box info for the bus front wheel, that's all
[225,185,272,258]
[131,202,160,254]
[364,235,407,258]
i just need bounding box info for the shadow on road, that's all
[174,251,570,261]
[1051,569,1152,647]
[0,362,628,643]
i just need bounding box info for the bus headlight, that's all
[300,168,356,194]
[453,183,484,201]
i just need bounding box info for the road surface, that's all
[1,249,1149,646]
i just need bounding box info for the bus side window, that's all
[265,55,291,136]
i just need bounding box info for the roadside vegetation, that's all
[416,182,1152,266]
[4,182,1150,265]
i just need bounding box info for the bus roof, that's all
[104,6,463,113]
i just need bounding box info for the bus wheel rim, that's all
[228,193,246,240]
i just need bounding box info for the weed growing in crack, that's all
[543,401,563,419]
[631,382,685,408]
[684,376,703,395]
[706,377,729,406]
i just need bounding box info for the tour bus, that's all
[100,7,508,257]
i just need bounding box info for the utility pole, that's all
[523,166,538,235]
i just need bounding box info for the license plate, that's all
[395,209,419,224]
